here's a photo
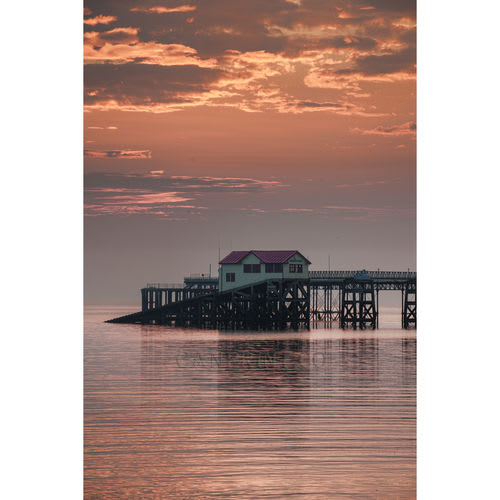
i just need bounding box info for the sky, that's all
[84,0,416,305]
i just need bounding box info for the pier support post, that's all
[340,278,377,330]
[403,279,417,329]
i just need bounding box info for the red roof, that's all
[219,250,311,265]
[219,251,250,264]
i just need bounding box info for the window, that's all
[289,264,303,273]
[226,272,235,282]
[265,263,283,273]
[243,264,261,273]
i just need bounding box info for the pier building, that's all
[218,250,310,291]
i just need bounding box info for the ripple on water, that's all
[85,308,416,499]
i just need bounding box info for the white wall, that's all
[220,252,309,291]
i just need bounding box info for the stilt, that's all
[403,279,417,329]
[340,277,377,330]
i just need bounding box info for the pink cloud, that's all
[84,150,152,159]
[84,30,216,67]
[351,121,416,136]
[83,15,117,26]
[130,5,196,14]
[83,1,415,119]
[334,178,400,188]
[324,205,414,220]
[84,172,285,218]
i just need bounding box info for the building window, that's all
[289,264,303,273]
[265,263,283,273]
[226,272,235,282]
[244,264,261,273]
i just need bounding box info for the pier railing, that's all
[146,283,184,289]
[185,274,216,280]
[309,270,416,280]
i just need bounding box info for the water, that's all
[85,307,416,499]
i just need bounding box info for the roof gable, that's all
[220,250,311,265]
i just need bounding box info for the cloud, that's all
[83,15,117,26]
[87,126,118,130]
[84,63,227,110]
[84,149,152,159]
[83,0,416,114]
[334,178,400,188]
[304,54,415,91]
[84,41,216,67]
[88,27,139,44]
[323,204,414,220]
[295,100,347,109]
[84,172,284,217]
[237,202,414,221]
[84,30,217,67]
[336,47,416,77]
[274,98,386,116]
[351,121,416,136]
[84,53,387,115]
[85,172,282,192]
[130,5,197,14]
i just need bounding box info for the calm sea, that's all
[85,307,416,499]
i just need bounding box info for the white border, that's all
[2,1,83,498]
[418,0,500,497]
[3,0,500,497]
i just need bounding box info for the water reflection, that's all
[402,337,417,385]
[85,311,416,499]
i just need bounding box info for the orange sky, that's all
[84,0,415,303]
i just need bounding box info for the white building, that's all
[218,250,311,292]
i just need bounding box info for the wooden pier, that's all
[309,270,416,330]
[108,270,416,330]
[110,278,310,330]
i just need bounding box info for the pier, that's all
[309,271,416,329]
[108,270,416,330]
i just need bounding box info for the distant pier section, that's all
[108,250,416,330]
